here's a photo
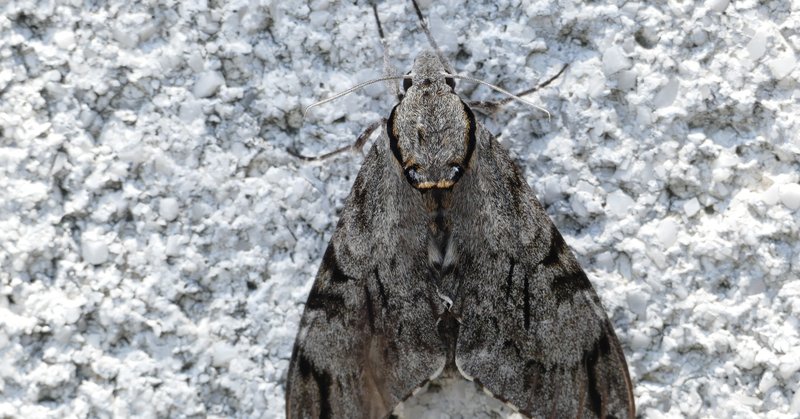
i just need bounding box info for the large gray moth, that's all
[286,2,635,418]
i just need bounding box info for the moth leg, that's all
[288,118,385,161]
[410,0,456,75]
[372,4,401,100]
[468,63,569,115]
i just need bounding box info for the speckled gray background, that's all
[1,0,798,417]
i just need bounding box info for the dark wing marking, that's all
[286,132,447,419]
[449,127,635,418]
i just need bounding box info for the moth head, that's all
[388,50,476,192]
[402,50,455,94]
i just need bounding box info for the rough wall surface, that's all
[1,0,798,417]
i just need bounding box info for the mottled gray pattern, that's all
[287,5,634,418]
[285,133,447,418]
[447,127,634,417]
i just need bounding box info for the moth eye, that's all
[449,164,464,182]
[404,165,421,186]
[445,76,455,90]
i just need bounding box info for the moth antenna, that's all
[410,0,455,75]
[447,73,552,120]
[304,75,413,116]
[373,3,401,99]
[495,63,569,108]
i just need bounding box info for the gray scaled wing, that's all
[286,132,447,419]
[447,127,636,418]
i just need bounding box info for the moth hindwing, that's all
[286,2,635,418]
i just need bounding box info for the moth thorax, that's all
[422,189,454,211]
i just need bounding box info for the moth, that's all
[286,2,635,418]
